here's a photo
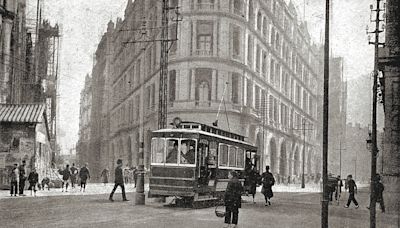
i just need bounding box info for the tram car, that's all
[148,118,258,207]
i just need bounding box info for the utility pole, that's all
[366,0,385,227]
[321,0,330,227]
[292,119,314,188]
[121,1,181,205]
[335,141,346,177]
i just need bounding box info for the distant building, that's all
[76,74,92,166]
[327,57,347,175]
[0,104,52,188]
[0,0,28,103]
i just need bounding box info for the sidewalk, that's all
[0,183,150,199]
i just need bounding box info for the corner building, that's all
[102,0,323,183]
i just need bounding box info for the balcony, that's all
[195,49,212,56]
[195,3,215,11]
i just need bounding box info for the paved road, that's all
[0,186,398,228]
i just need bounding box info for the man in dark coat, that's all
[70,163,78,189]
[247,167,261,203]
[224,171,243,228]
[27,168,39,196]
[18,160,27,195]
[79,163,91,192]
[261,165,275,206]
[61,164,71,192]
[367,174,385,213]
[109,159,129,202]
[344,174,359,208]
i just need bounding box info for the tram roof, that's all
[152,122,256,148]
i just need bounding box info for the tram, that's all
[148,118,258,207]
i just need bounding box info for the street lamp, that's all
[366,132,372,151]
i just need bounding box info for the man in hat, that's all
[79,163,90,192]
[18,160,27,196]
[109,159,129,202]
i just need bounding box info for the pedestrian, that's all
[9,163,19,197]
[123,164,130,184]
[132,166,138,188]
[247,167,260,203]
[335,175,343,204]
[223,171,243,228]
[367,174,385,213]
[70,163,78,189]
[61,164,71,192]
[261,165,275,206]
[100,168,109,186]
[344,174,359,208]
[18,160,27,196]
[27,168,39,196]
[109,159,129,202]
[41,177,50,191]
[79,163,91,192]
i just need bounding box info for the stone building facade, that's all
[378,0,400,213]
[327,57,347,175]
[86,0,328,183]
[76,74,92,166]
[0,0,28,103]
[0,104,52,188]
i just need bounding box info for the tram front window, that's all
[180,139,196,164]
[166,139,179,163]
[151,138,165,163]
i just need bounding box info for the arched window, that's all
[257,11,262,31]
[263,17,268,38]
[248,0,255,25]
[198,81,210,103]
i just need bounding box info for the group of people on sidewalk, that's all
[222,166,386,228]
[9,160,44,197]
[327,173,385,213]
[59,163,91,192]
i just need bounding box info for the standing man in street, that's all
[70,163,78,189]
[10,163,19,197]
[367,174,385,213]
[335,175,343,204]
[109,159,129,202]
[18,160,27,196]
[79,163,90,192]
[344,174,359,209]
[27,168,39,196]
[61,164,71,192]
[261,165,275,206]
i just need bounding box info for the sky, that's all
[28,0,377,154]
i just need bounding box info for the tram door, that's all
[197,139,217,187]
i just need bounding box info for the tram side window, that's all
[228,146,237,167]
[180,139,196,164]
[208,141,217,167]
[237,148,245,168]
[151,138,165,163]
[219,144,228,166]
[166,139,179,164]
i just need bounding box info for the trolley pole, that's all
[321,0,330,227]
[302,120,306,188]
